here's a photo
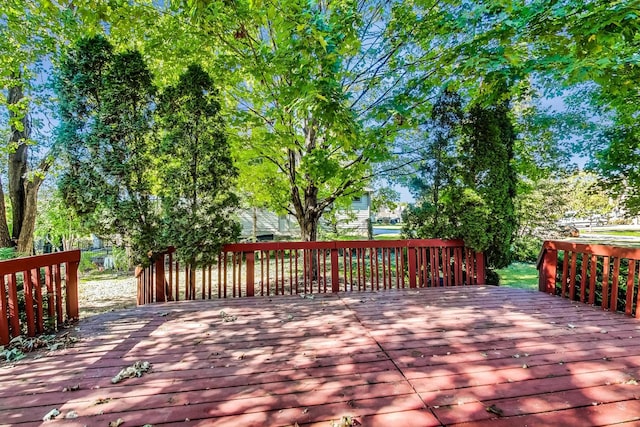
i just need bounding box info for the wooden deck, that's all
[2,286,640,426]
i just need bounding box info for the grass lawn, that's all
[373,224,403,230]
[496,262,538,291]
[580,229,640,238]
[375,234,402,240]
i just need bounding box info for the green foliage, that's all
[156,64,240,267]
[462,92,518,268]
[79,251,96,273]
[0,247,16,260]
[512,235,544,263]
[57,38,239,266]
[404,85,517,269]
[371,188,400,215]
[35,190,87,252]
[111,247,129,271]
[57,36,159,264]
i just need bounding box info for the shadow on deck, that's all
[1,286,640,426]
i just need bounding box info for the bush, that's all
[0,247,16,260]
[79,251,97,272]
[486,269,500,286]
[512,235,543,263]
[111,247,129,271]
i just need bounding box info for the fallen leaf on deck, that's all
[219,311,237,322]
[94,397,111,405]
[109,418,125,427]
[65,411,79,419]
[42,408,60,421]
[111,361,152,384]
[486,404,504,417]
[62,384,80,392]
[330,415,359,427]
[567,324,576,329]
[522,363,529,369]
[625,378,639,385]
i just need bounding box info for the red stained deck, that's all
[2,286,640,426]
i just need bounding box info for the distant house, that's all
[239,191,373,241]
[373,203,406,224]
[238,209,299,241]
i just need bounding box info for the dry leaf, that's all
[112,361,152,384]
[219,311,237,322]
[42,408,60,421]
[109,418,125,427]
[486,404,504,417]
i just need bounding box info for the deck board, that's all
[1,286,640,426]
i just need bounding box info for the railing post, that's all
[65,258,80,321]
[476,252,486,285]
[155,256,166,303]
[135,267,143,305]
[330,247,339,293]
[408,244,417,288]
[246,251,255,297]
[539,248,557,294]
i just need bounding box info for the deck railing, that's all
[0,250,81,345]
[137,239,486,304]
[538,240,640,317]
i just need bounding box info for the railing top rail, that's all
[0,250,81,275]
[542,240,640,260]
[221,239,467,252]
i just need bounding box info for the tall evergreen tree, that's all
[404,84,517,271]
[156,64,240,269]
[57,36,160,264]
[462,91,518,269]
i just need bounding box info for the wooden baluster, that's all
[53,265,63,328]
[561,251,569,298]
[610,257,620,312]
[602,256,610,310]
[33,269,43,334]
[625,259,635,316]
[588,255,597,304]
[246,251,255,297]
[569,252,577,300]
[0,275,9,344]
[580,253,588,303]
[23,271,35,336]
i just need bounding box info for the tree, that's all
[35,189,87,252]
[461,90,518,268]
[57,36,160,264]
[403,83,517,269]
[156,64,240,268]
[0,1,87,253]
[404,89,463,238]
[180,0,459,241]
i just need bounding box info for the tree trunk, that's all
[300,213,319,242]
[17,179,42,255]
[7,81,29,244]
[252,206,257,242]
[0,177,12,247]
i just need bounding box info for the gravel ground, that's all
[78,272,137,318]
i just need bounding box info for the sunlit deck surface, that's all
[2,286,640,426]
